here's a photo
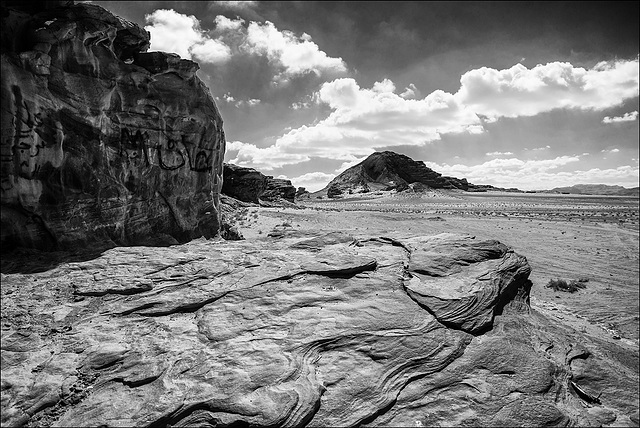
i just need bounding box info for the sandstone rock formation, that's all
[2,231,636,427]
[295,186,310,200]
[0,2,225,251]
[316,151,523,197]
[319,151,468,196]
[222,163,296,205]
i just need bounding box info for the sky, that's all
[93,1,639,191]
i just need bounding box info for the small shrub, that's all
[546,278,587,293]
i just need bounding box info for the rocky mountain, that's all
[222,163,296,205]
[3,230,635,427]
[316,151,520,197]
[1,1,225,251]
[543,184,639,196]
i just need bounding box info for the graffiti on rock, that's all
[1,86,64,194]
[117,128,213,173]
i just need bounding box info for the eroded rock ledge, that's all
[1,2,225,251]
[1,232,635,427]
[222,163,297,206]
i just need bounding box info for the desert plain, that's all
[2,189,639,427]
[238,190,640,348]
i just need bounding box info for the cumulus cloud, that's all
[486,151,514,156]
[603,111,638,123]
[145,10,232,64]
[422,156,640,190]
[457,60,639,118]
[214,15,245,32]
[145,9,347,90]
[226,141,309,170]
[224,59,639,172]
[243,21,347,80]
[287,172,336,192]
[400,83,420,99]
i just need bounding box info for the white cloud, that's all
[372,78,396,93]
[603,111,638,123]
[145,9,231,64]
[213,1,258,11]
[229,78,482,168]
[243,21,347,80]
[226,140,309,170]
[525,146,551,151]
[601,148,620,153]
[214,15,245,31]
[288,172,336,192]
[400,83,420,99]
[422,156,639,190]
[335,155,371,173]
[146,9,346,91]
[189,38,232,63]
[222,93,261,107]
[224,59,639,171]
[457,60,639,119]
[486,151,514,156]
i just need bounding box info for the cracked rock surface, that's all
[1,232,637,427]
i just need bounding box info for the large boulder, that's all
[0,2,225,251]
[222,163,295,204]
[1,232,636,426]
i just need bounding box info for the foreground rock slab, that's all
[1,232,638,427]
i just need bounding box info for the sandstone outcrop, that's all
[316,151,523,197]
[1,2,225,251]
[222,163,296,205]
[2,232,636,427]
[320,151,468,196]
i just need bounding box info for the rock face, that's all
[2,231,636,427]
[0,2,225,251]
[318,151,524,197]
[321,151,469,196]
[222,163,296,204]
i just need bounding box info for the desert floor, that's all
[233,191,639,356]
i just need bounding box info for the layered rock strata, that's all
[323,151,468,196]
[319,151,523,197]
[1,232,635,427]
[1,2,225,251]
[222,163,296,205]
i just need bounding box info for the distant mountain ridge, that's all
[315,151,519,197]
[542,184,639,196]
